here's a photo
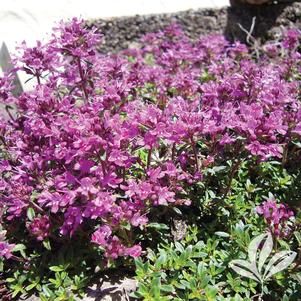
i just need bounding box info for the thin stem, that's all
[5,105,15,122]
[137,157,147,174]
[260,282,264,301]
[29,201,61,225]
[100,160,107,176]
[122,166,126,182]
[36,73,41,85]
[171,142,176,162]
[190,136,199,172]
[282,128,292,167]
[10,254,26,263]
[29,200,44,214]
[77,57,89,102]
[147,147,152,169]
[251,282,264,301]
[223,160,241,199]
[0,135,6,146]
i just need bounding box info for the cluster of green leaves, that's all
[133,224,301,300]
[133,159,301,300]
[5,265,87,301]
[1,238,105,301]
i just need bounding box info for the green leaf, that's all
[175,242,185,253]
[12,244,27,258]
[43,239,51,250]
[155,251,167,268]
[148,223,169,230]
[42,285,53,297]
[12,288,21,298]
[214,231,230,238]
[205,286,218,300]
[150,277,161,298]
[12,244,26,252]
[27,207,35,221]
[179,280,191,289]
[26,283,37,291]
[258,233,273,273]
[49,278,58,285]
[264,251,297,280]
[292,141,301,148]
[39,294,48,301]
[161,284,175,293]
[6,277,16,283]
[282,295,290,301]
[129,291,143,298]
[229,260,260,282]
[172,207,183,215]
[49,266,64,272]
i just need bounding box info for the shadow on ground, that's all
[225,1,301,42]
[84,269,136,301]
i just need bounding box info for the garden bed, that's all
[1,2,301,301]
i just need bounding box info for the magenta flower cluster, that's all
[256,199,294,237]
[0,242,15,259]
[0,19,300,259]
[0,230,15,259]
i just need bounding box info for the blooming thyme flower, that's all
[125,245,142,258]
[0,242,15,259]
[0,19,301,261]
[0,230,15,259]
[256,199,294,237]
[282,29,300,50]
[91,225,112,247]
[27,216,51,241]
[15,40,58,82]
[51,17,101,58]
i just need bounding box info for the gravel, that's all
[87,1,301,53]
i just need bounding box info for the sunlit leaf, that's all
[264,251,297,280]
[229,260,261,282]
[248,233,269,264]
[258,232,273,273]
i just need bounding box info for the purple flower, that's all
[0,241,15,259]
[38,191,75,213]
[77,177,98,197]
[153,186,175,206]
[0,19,300,261]
[256,199,294,237]
[15,40,58,82]
[104,236,125,259]
[0,73,15,103]
[51,17,101,58]
[282,29,300,49]
[108,149,129,167]
[130,213,148,227]
[83,192,115,219]
[74,159,95,174]
[60,207,83,236]
[124,245,142,258]
[91,225,112,247]
[28,216,51,241]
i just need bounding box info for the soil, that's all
[88,1,301,54]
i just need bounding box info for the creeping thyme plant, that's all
[0,19,301,300]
